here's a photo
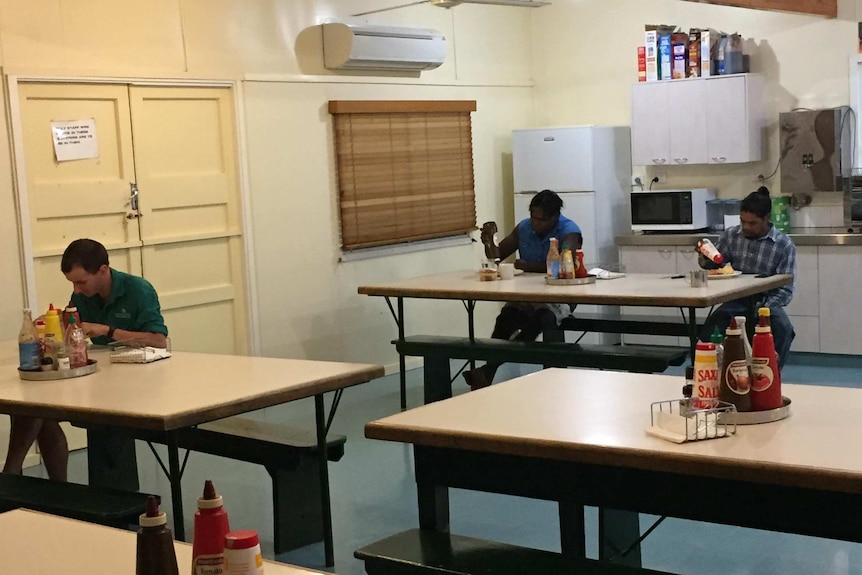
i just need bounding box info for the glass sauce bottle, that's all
[719,317,752,412]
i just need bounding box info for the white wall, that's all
[1,0,861,371]
[0,0,535,373]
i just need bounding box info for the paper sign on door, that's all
[51,119,99,162]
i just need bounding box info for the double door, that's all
[15,82,249,454]
[18,82,249,356]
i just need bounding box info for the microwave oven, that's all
[630,188,715,232]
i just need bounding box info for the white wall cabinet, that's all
[819,246,860,354]
[631,74,764,166]
[785,246,819,353]
[619,245,698,347]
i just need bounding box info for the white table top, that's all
[0,509,330,574]
[366,368,860,495]
[0,346,384,431]
[358,270,791,308]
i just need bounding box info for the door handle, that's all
[673,157,688,164]
[712,156,727,163]
[652,158,667,165]
[129,182,139,211]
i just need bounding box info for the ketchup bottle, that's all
[696,238,724,265]
[750,308,782,411]
[192,480,231,575]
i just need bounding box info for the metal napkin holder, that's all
[650,398,738,442]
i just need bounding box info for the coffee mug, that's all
[498,262,515,280]
[688,269,708,287]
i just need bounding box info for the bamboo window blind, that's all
[329,100,477,251]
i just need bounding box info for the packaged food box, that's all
[687,28,701,77]
[658,32,672,80]
[671,32,688,79]
[638,46,647,82]
[644,29,658,81]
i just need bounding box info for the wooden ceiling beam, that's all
[679,0,836,18]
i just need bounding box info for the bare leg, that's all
[36,421,68,482]
[464,306,552,389]
[3,416,43,475]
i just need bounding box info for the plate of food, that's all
[708,265,741,279]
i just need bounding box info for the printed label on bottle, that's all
[18,342,40,370]
[692,364,719,409]
[750,358,773,392]
[193,553,224,575]
[550,261,560,279]
[725,360,750,395]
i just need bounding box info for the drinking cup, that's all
[688,270,708,287]
[498,263,515,280]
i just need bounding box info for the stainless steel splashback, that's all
[779,108,852,194]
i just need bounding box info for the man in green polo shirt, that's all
[3,239,168,482]
[64,240,167,348]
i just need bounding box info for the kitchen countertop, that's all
[617,227,862,247]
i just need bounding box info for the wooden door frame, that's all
[6,74,260,355]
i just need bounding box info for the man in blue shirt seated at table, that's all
[698,186,796,367]
[3,239,168,483]
[463,190,583,390]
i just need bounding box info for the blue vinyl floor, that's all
[25,352,862,575]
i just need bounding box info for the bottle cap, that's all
[695,342,716,351]
[726,317,741,335]
[197,479,224,509]
[710,326,724,344]
[225,530,260,550]
[139,496,168,527]
[758,307,771,317]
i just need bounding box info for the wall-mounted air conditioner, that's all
[322,23,446,72]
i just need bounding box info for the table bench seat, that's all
[355,529,676,575]
[0,473,155,529]
[177,417,346,554]
[556,312,707,338]
[395,336,688,403]
[89,416,346,554]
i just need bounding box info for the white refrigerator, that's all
[512,125,632,266]
[512,125,632,343]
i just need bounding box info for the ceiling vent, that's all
[323,23,446,72]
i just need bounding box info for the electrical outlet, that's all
[652,172,667,184]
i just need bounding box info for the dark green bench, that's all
[556,312,707,338]
[355,529,678,575]
[0,473,155,528]
[86,416,346,554]
[177,417,346,554]
[395,336,688,403]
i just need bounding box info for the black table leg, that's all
[315,394,335,567]
[598,508,642,567]
[687,306,698,358]
[559,501,586,560]
[166,431,185,540]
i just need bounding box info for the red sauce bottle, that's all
[192,480,231,575]
[750,308,782,411]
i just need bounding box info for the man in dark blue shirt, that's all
[464,190,583,390]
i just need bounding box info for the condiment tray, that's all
[718,396,791,425]
[19,359,98,381]
[545,275,597,286]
